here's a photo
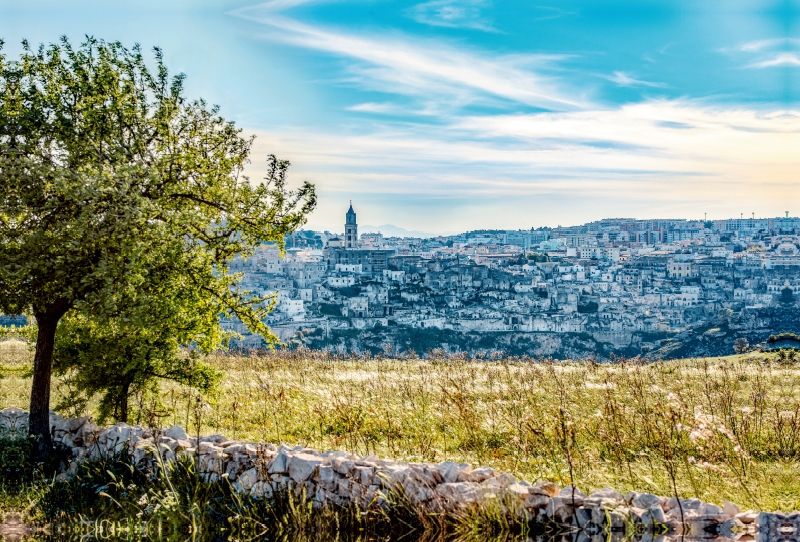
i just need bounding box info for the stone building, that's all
[324,203,395,274]
[345,202,358,249]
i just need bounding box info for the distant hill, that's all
[297,306,800,360]
[359,224,455,239]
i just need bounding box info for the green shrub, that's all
[0,430,70,484]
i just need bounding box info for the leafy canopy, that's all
[54,313,223,425]
[0,37,315,451]
[0,36,315,340]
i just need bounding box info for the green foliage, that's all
[734,337,750,354]
[53,313,223,424]
[0,324,37,343]
[0,37,315,442]
[0,431,71,483]
[577,301,598,314]
[336,286,361,298]
[0,433,33,483]
[0,35,315,338]
[526,252,550,262]
[768,332,800,343]
[317,303,344,317]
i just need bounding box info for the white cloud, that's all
[346,102,399,113]
[731,38,800,69]
[407,0,496,32]
[232,1,586,111]
[747,53,800,68]
[606,71,668,88]
[531,6,577,21]
[740,38,800,52]
[235,0,325,11]
[245,101,800,230]
[230,1,800,231]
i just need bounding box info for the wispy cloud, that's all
[233,1,587,111]
[230,1,800,231]
[245,0,324,10]
[747,53,800,68]
[245,101,800,230]
[407,0,496,32]
[606,71,668,88]
[740,38,800,52]
[728,38,800,69]
[531,6,577,21]
[346,102,400,114]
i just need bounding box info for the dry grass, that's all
[0,340,31,412]
[4,341,800,511]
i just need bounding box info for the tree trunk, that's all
[119,380,131,424]
[29,304,68,459]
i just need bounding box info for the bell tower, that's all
[345,202,358,249]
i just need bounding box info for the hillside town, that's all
[223,204,800,358]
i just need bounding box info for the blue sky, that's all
[2,0,799,234]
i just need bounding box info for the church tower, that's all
[345,202,358,249]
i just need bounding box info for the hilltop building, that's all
[227,209,800,356]
[324,203,395,274]
[345,202,358,249]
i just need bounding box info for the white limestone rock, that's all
[632,492,662,510]
[237,468,260,491]
[435,462,462,483]
[435,482,480,504]
[268,448,291,474]
[532,481,560,497]
[736,510,759,524]
[507,483,530,500]
[2,408,765,527]
[288,453,323,483]
[525,493,550,509]
[463,466,495,483]
[163,425,189,440]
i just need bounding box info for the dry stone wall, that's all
[0,407,786,538]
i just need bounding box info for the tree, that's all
[53,285,225,424]
[733,337,749,355]
[0,38,316,457]
[526,252,550,263]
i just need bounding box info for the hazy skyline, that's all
[2,0,799,234]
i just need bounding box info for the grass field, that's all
[3,340,800,512]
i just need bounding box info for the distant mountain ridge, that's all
[359,224,446,239]
[307,223,457,239]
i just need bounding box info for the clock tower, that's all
[345,202,358,249]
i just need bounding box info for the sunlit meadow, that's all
[4,339,800,512]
